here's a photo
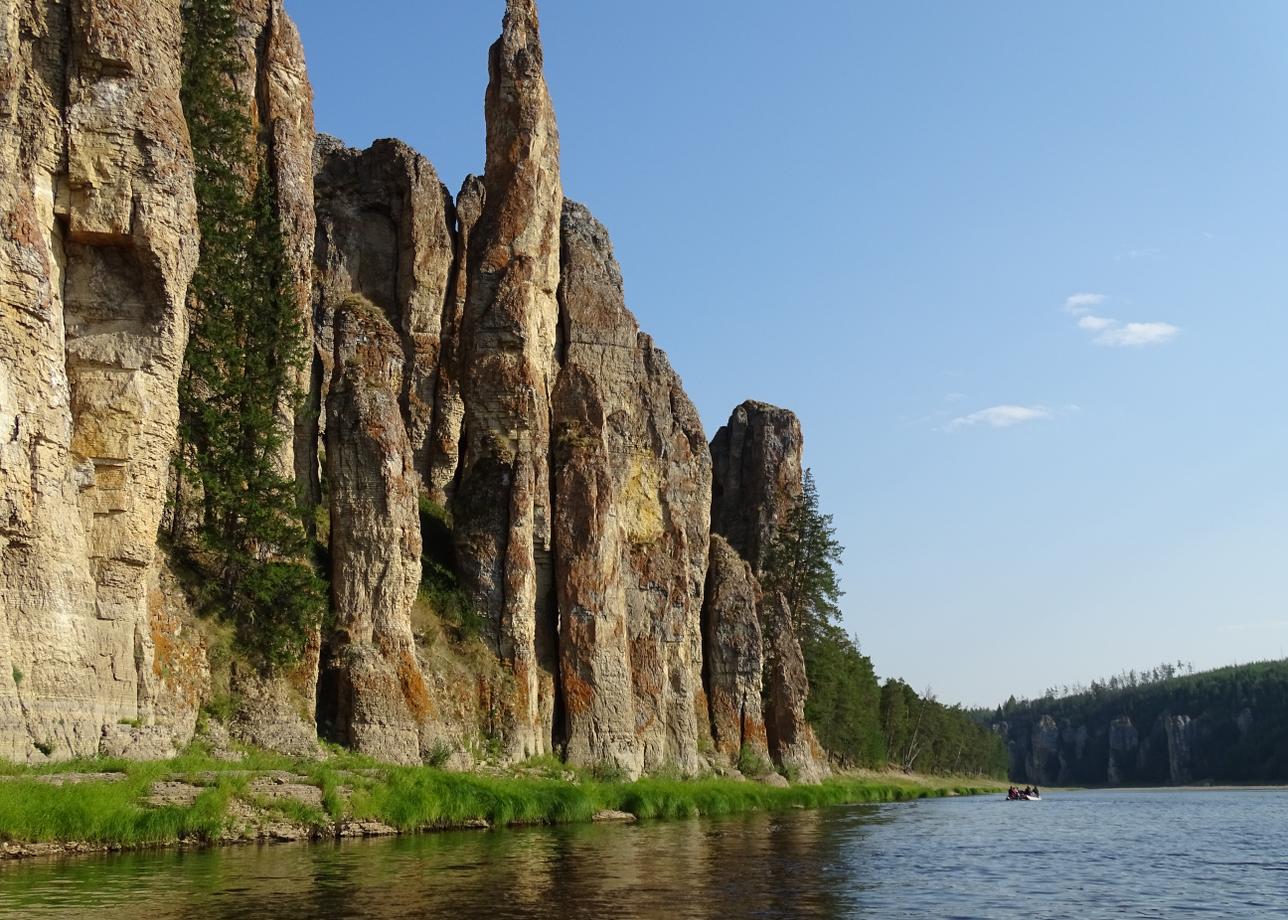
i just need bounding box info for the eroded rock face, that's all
[453,0,563,759]
[1026,714,1062,785]
[323,299,426,764]
[1163,713,1195,785]
[553,201,712,777]
[763,592,827,784]
[1107,715,1138,785]
[710,402,804,571]
[701,536,769,766]
[710,402,828,781]
[312,137,456,503]
[0,0,198,761]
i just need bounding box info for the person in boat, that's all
[1007,786,1018,800]
[1022,786,1032,797]
[1031,786,1040,798]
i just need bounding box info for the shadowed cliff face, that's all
[1,0,838,777]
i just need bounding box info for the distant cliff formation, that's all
[1,0,829,781]
[995,662,1288,786]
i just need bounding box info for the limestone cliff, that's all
[553,201,712,777]
[1,0,847,779]
[323,298,426,764]
[312,137,457,503]
[1,0,199,762]
[702,536,769,765]
[453,0,564,760]
[710,402,829,782]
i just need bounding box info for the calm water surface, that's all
[2,789,1286,918]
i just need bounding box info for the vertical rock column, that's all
[1,0,199,761]
[324,298,427,764]
[710,401,829,782]
[312,136,457,500]
[454,0,563,759]
[702,535,770,765]
[553,202,712,776]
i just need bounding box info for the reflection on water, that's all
[0,807,875,920]
[3,790,1287,919]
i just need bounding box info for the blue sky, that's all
[289,1,1288,707]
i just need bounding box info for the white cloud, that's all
[948,405,1052,431]
[1095,321,1180,347]
[1077,315,1115,332]
[1063,293,1105,314]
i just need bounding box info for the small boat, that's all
[1005,791,1042,801]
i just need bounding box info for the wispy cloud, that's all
[1077,315,1115,332]
[1063,293,1180,348]
[1063,293,1105,315]
[947,405,1051,431]
[1094,321,1180,347]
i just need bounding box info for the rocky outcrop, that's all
[452,0,564,759]
[322,298,426,764]
[552,201,712,777]
[1163,714,1195,785]
[701,536,768,765]
[709,402,828,782]
[710,402,805,570]
[425,175,484,504]
[3,0,857,781]
[0,0,198,761]
[1107,715,1138,785]
[763,593,827,784]
[312,137,457,503]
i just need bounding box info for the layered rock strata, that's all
[453,0,564,759]
[553,201,712,777]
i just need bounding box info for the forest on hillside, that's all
[992,660,1288,785]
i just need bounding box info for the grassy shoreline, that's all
[0,748,1005,860]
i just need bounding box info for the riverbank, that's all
[0,746,1004,860]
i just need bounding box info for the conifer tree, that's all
[174,0,324,667]
[761,468,845,642]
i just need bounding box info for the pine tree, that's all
[761,468,845,642]
[174,0,324,667]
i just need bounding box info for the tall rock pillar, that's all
[453,0,563,759]
[553,202,712,777]
[710,401,829,782]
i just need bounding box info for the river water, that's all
[2,789,1286,918]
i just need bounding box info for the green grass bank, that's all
[0,748,1005,858]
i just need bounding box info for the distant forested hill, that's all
[991,660,1288,785]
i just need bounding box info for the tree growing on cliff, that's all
[761,469,844,642]
[173,0,324,666]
